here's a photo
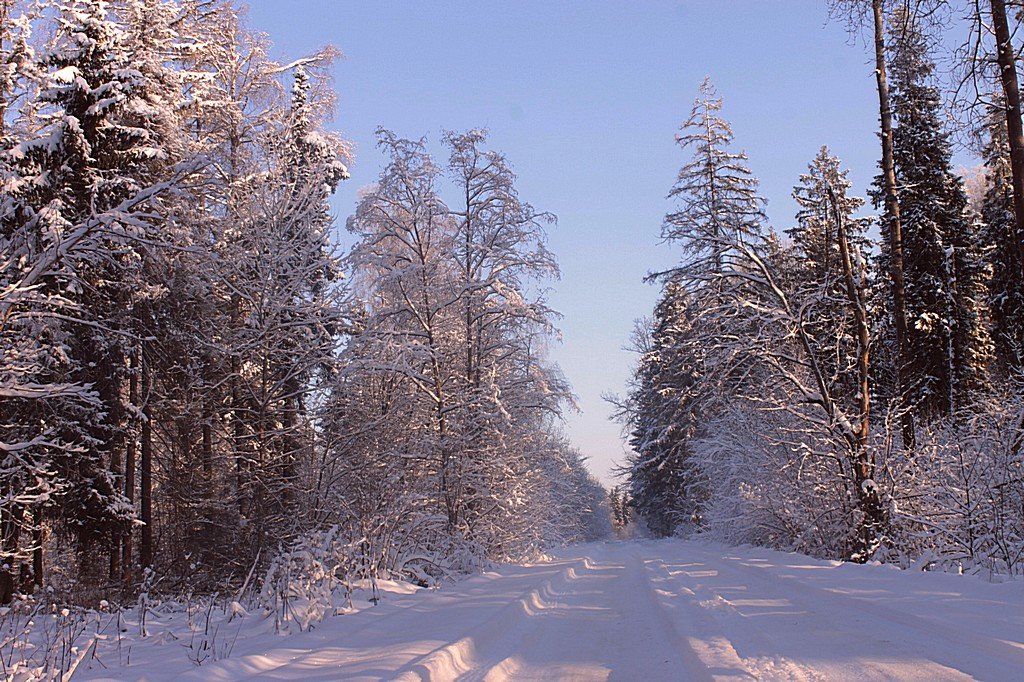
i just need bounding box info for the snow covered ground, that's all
[78,539,1024,681]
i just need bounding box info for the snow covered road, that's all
[87,540,1024,681]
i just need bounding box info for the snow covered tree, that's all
[830,0,917,450]
[887,386,1024,575]
[608,486,631,530]
[534,439,612,545]
[44,0,177,580]
[0,0,201,598]
[621,78,771,542]
[331,128,571,573]
[886,16,992,417]
[788,147,872,412]
[145,0,281,582]
[634,79,885,559]
[980,0,1024,288]
[344,129,461,528]
[619,282,706,537]
[663,77,766,284]
[0,0,36,139]
[0,0,358,598]
[980,100,1024,374]
[655,76,771,411]
[222,60,347,556]
[442,128,565,552]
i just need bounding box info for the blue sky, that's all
[245,1,895,485]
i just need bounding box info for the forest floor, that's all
[79,539,1024,681]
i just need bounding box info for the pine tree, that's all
[886,17,992,417]
[981,99,1024,374]
[622,281,705,537]
[624,78,769,540]
[663,77,766,284]
[647,79,885,559]
[659,76,771,409]
[6,0,184,587]
[788,146,872,412]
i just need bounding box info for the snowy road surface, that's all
[86,540,1024,681]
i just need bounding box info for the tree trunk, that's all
[230,292,247,516]
[122,347,138,585]
[831,187,872,453]
[202,399,213,476]
[989,0,1024,290]
[109,397,122,581]
[140,343,153,570]
[832,186,882,559]
[0,506,23,604]
[0,0,11,139]
[872,0,915,450]
[32,517,42,589]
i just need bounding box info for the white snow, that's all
[50,65,81,83]
[76,539,1024,680]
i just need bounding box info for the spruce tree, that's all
[981,100,1024,374]
[788,146,871,412]
[222,61,347,556]
[624,281,705,537]
[886,18,992,417]
[10,0,177,579]
[660,77,770,407]
[663,77,766,283]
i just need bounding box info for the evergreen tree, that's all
[6,0,182,584]
[221,60,347,557]
[648,80,883,559]
[788,146,872,412]
[660,76,770,406]
[622,282,705,537]
[981,99,1024,374]
[620,78,769,541]
[663,77,766,284]
[886,17,992,417]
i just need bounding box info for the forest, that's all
[2,0,1024,677]
[0,0,608,616]
[616,0,1024,574]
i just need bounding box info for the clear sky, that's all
[244,1,890,486]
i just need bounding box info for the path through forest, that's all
[85,540,1024,681]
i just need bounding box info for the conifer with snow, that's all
[980,100,1024,375]
[788,147,872,412]
[885,17,993,417]
[619,282,705,537]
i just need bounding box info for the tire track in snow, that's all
[398,548,716,681]
[640,554,821,681]
[466,559,626,681]
[85,540,1024,681]
[389,557,598,680]
[653,544,1008,680]
[602,548,717,681]
[713,549,1024,679]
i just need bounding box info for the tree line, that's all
[617,0,1024,574]
[0,0,608,605]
